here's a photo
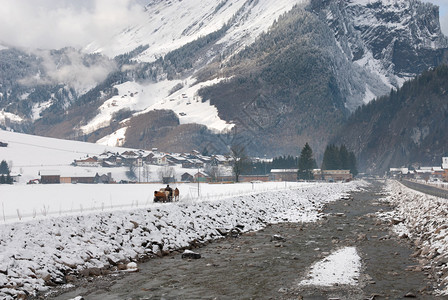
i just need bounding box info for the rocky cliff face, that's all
[313,0,448,109]
[333,65,448,174]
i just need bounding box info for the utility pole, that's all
[197,166,200,198]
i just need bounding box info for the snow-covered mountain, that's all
[86,0,303,62]
[0,0,446,157]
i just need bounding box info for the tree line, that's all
[0,160,13,184]
[234,142,357,181]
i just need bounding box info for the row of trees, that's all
[321,144,358,176]
[231,143,357,182]
[0,160,13,184]
[297,143,357,180]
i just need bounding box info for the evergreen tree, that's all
[348,152,358,176]
[0,160,9,174]
[321,145,358,176]
[321,144,340,170]
[0,175,5,184]
[339,145,350,170]
[298,143,317,180]
[6,173,12,184]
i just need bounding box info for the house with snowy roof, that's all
[443,157,448,170]
[74,157,101,167]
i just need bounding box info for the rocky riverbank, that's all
[379,180,448,296]
[45,180,437,300]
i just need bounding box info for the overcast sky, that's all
[422,0,448,34]
[0,0,447,50]
[0,0,147,49]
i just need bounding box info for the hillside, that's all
[333,65,448,174]
[0,0,447,158]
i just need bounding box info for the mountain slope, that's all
[0,0,447,158]
[333,65,448,174]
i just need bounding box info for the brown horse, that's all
[154,189,168,202]
[154,188,179,202]
[174,188,179,201]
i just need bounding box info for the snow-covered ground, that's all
[380,180,448,296]
[299,247,361,287]
[0,180,364,299]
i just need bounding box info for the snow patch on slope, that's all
[139,77,234,132]
[97,127,127,147]
[31,100,53,121]
[80,77,233,137]
[0,110,23,125]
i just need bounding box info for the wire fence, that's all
[1,182,309,224]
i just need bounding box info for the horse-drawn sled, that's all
[154,185,179,203]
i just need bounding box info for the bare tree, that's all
[230,144,248,183]
[126,164,137,181]
[205,165,221,182]
[158,166,176,183]
[142,164,151,182]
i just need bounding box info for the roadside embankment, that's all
[380,180,448,296]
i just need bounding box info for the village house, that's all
[74,157,101,167]
[239,175,270,182]
[95,172,114,184]
[389,167,410,178]
[321,170,353,182]
[151,153,168,165]
[120,151,140,166]
[142,152,155,164]
[181,172,194,182]
[40,170,61,184]
[211,155,231,166]
[195,171,211,183]
[443,157,448,170]
[269,169,298,181]
[182,158,204,169]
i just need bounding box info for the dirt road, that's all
[46,180,435,299]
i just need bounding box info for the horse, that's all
[174,188,179,201]
[154,189,168,202]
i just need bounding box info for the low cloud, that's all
[20,48,117,94]
[0,0,147,50]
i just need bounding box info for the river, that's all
[43,180,435,299]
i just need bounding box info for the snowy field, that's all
[0,181,312,224]
[380,180,448,296]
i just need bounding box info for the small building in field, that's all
[239,175,270,182]
[181,172,194,182]
[443,157,448,170]
[269,169,298,181]
[195,172,211,183]
[321,170,352,182]
[40,170,61,184]
[60,176,95,184]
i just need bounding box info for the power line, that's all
[1,138,108,156]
